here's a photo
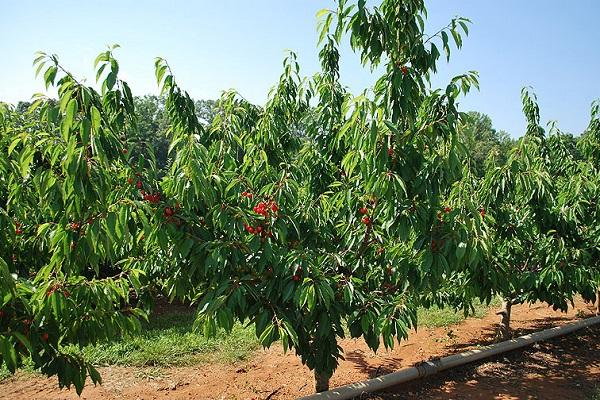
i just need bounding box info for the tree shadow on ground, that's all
[363,325,600,400]
[344,349,406,378]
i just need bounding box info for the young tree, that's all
[149,0,482,392]
[472,90,598,339]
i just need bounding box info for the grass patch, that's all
[418,297,501,328]
[80,309,259,367]
[0,358,37,382]
[0,310,258,382]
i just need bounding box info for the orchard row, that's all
[1,0,599,395]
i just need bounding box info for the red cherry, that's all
[256,226,263,233]
[247,193,254,199]
[242,191,248,197]
[164,207,175,217]
[444,207,451,213]
[387,148,394,157]
[0,310,5,318]
[41,332,49,342]
[127,178,134,184]
[401,66,408,75]
[292,275,301,282]
[122,148,128,154]
[63,290,70,298]
[270,203,278,213]
[361,216,371,225]
[359,207,369,215]
[136,181,143,189]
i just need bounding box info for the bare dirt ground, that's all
[1,299,598,400]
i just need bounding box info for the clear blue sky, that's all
[1,1,599,137]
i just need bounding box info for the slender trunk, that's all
[497,298,512,340]
[597,290,600,316]
[314,370,330,393]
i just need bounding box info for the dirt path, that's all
[1,300,597,400]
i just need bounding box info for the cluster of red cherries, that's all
[242,192,278,240]
[129,173,178,220]
[359,206,371,225]
[47,283,70,298]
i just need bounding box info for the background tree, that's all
[459,111,514,176]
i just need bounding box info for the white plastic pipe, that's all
[300,315,600,400]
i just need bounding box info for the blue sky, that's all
[1,1,599,137]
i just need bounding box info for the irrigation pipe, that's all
[299,315,600,400]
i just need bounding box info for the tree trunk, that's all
[497,299,512,340]
[314,370,330,393]
[597,290,600,316]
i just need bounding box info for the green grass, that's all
[80,309,259,367]
[417,297,501,328]
[0,310,258,381]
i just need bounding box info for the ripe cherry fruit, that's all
[136,181,143,189]
[387,148,394,157]
[362,216,371,225]
[444,206,452,213]
[164,207,175,217]
[401,66,408,75]
[41,332,49,342]
[15,228,23,235]
[359,207,369,215]
[292,275,301,282]
[127,178,134,184]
